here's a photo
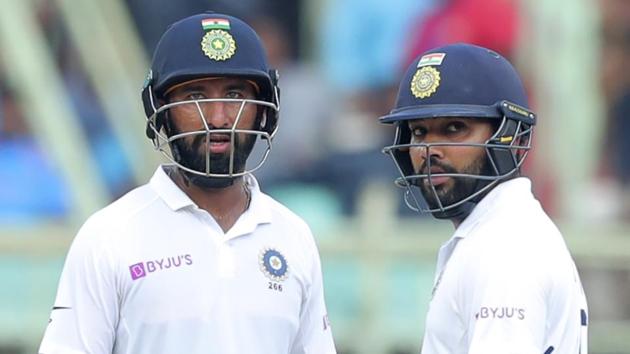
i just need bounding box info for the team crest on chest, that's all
[411,66,441,99]
[201,30,236,61]
[259,248,289,282]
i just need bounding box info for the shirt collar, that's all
[225,173,273,238]
[242,173,272,224]
[453,177,532,239]
[149,164,196,211]
[149,164,273,236]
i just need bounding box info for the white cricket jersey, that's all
[39,165,336,354]
[421,178,588,354]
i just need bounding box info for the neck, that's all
[173,169,250,232]
[451,217,464,229]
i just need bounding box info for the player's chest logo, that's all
[259,248,289,292]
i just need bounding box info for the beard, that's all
[175,133,256,173]
[418,154,492,210]
[165,120,257,189]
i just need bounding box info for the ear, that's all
[260,110,267,128]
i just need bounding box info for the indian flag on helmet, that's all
[202,18,230,31]
[417,53,446,67]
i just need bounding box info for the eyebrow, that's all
[408,120,426,128]
[177,85,206,93]
[225,82,251,91]
[179,82,252,93]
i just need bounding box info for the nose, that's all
[202,101,233,129]
[413,135,445,162]
[408,133,445,174]
[419,146,444,162]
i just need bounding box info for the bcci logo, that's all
[411,66,441,99]
[201,29,236,61]
[259,248,289,282]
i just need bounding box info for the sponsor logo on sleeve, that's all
[475,306,526,320]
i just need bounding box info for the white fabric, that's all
[39,165,336,354]
[421,177,588,354]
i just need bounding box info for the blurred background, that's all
[0,0,629,353]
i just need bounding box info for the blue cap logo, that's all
[411,66,441,99]
[201,29,236,61]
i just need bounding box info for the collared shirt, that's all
[39,165,336,354]
[421,178,588,354]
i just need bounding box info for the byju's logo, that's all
[128,254,193,281]
[130,262,147,280]
[475,306,526,320]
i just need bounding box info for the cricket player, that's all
[380,43,588,354]
[39,12,336,354]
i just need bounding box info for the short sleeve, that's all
[39,219,119,354]
[289,233,336,354]
[460,247,548,354]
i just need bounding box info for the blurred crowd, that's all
[2,0,630,224]
[599,0,630,217]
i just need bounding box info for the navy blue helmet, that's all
[141,12,280,180]
[380,43,536,219]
